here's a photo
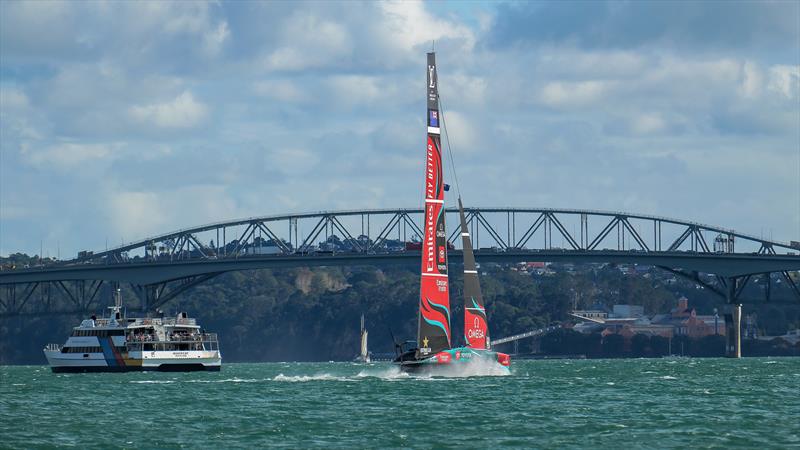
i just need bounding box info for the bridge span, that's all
[2,206,799,356]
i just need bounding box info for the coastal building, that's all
[756,329,800,346]
[650,297,723,338]
[571,297,725,339]
[612,304,644,318]
[571,308,608,322]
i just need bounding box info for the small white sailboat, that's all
[355,314,370,363]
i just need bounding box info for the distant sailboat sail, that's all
[416,51,451,359]
[359,314,370,363]
[458,198,489,349]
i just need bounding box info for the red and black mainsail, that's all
[416,52,451,359]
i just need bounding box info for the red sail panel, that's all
[416,52,451,359]
[458,198,489,349]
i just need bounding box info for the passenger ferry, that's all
[43,290,221,372]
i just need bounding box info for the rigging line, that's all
[437,93,462,200]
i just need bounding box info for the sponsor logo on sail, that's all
[468,329,485,339]
[425,205,435,271]
[468,317,485,339]
[420,336,431,355]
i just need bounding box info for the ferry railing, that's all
[129,317,198,327]
[126,333,218,344]
[44,343,62,351]
[76,317,199,327]
[164,333,218,343]
[126,340,219,352]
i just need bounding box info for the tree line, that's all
[1,253,798,363]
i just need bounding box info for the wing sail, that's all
[416,52,451,358]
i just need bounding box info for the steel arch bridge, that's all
[1,207,799,317]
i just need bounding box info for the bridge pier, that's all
[724,278,742,358]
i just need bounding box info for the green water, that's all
[1,358,798,449]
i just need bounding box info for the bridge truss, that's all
[1,207,799,317]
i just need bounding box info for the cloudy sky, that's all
[1,0,798,257]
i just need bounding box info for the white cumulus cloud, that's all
[539,80,613,108]
[263,13,351,72]
[129,91,208,129]
[378,1,475,54]
[105,185,242,242]
[767,65,800,100]
[253,79,310,103]
[23,142,120,169]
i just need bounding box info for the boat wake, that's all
[424,358,512,378]
[272,373,355,383]
[356,366,413,380]
[269,359,511,383]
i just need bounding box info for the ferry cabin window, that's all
[62,346,102,353]
[71,329,125,337]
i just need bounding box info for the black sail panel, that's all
[459,198,489,349]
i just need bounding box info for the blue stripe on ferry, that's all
[99,338,117,367]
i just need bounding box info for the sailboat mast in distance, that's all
[416,51,451,359]
[458,198,489,349]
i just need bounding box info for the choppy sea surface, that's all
[1,358,798,449]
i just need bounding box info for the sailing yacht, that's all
[393,52,511,373]
[355,314,370,363]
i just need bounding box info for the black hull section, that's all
[395,361,433,374]
[51,364,221,373]
[393,351,435,373]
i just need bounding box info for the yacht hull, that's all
[394,347,510,374]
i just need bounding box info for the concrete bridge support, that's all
[724,278,742,358]
[725,304,742,358]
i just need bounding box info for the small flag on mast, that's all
[429,110,439,127]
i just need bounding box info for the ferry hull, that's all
[44,349,221,373]
[50,364,221,373]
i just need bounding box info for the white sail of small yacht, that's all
[358,314,370,363]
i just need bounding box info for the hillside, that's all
[1,258,798,363]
